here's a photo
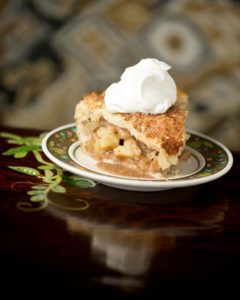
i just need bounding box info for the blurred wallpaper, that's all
[0,0,240,150]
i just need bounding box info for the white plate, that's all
[42,123,233,191]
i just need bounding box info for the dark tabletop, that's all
[0,126,239,297]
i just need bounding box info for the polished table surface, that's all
[0,126,239,297]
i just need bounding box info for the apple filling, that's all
[83,124,162,175]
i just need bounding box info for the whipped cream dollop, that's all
[104,58,177,114]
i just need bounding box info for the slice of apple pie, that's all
[74,89,188,179]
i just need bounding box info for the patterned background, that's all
[0,0,240,150]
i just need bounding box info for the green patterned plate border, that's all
[42,123,233,191]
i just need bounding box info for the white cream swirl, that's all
[104,58,177,114]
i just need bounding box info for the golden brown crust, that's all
[115,102,187,154]
[80,91,104,110]
[75,88,188,155]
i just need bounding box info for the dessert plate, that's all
[42,123,233,191]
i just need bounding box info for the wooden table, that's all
[1,126,239,297]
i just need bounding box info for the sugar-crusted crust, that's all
[77,91,104,110]
[75,89,188,155]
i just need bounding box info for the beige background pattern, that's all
[0,0,240,150]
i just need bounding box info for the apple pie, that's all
[74,89,188,179]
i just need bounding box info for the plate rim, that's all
[42,123,233,189]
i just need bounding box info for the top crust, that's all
[75,89,188,155]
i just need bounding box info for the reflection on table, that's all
[46,184,228,289]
